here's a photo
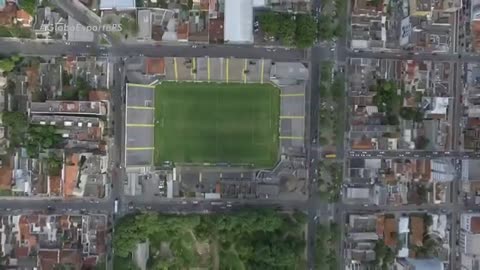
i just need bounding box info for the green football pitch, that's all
[154,82,280,168]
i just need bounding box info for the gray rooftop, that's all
[30,101,107,115]
[137,10,152,40]
[99,0,135,10]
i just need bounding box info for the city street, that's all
[348,150,480,159]
[0,39,306,61]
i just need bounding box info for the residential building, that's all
[64,152,108,198]
[30,114,105,148]
[344,184,388,205]
[33,7,67,39]
[464,118,480,150]
[460,214,480,256]
[346,214,379,264]
[410,216,424,247]
[350,0,387,51]
[29,101,108,116]
[398,217,410,257]
[430,159,455,182]
[0,0,16,26]
[0,214,107,269]
[395,258,445,270]
[15,9,32,27]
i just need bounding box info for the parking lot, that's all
[164,57,270,83]
[125,84,155,167]
[272,63,309,154]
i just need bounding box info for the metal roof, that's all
[99,0,135,10]
[224,0,253,44]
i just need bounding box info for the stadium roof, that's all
[99,0,135,10]
[224,0,253,44]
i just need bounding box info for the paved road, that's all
[110,57,127,208]
[349,49,480,63]
[348,150,480,159]
[305,35,342,270]
[0,39,305,61]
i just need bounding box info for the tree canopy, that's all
[25,125,62,157]
[114,210,307,269]
[0,55,21,73]
[400,107,424,122]
[2,112,28,148]
[258,12,317,47]
[20,0,37,15]
[295,15,317,48]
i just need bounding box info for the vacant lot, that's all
[154,82,280,167]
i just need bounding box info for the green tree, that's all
[372,80,401,113]
[115,211,305,269]
[20,0,38,15]
[32,91,47,102]
[331,75,345,100]
[259,12,280,36]
[0,55,21,72]
[415,135,430,149]
[2,112,28,148]
[76,78,90,100]
[317,16,335,41]
[414,109,424,122]
[318,137,329,145]
[295,15,317,48]
[120,17,137,34]
[400,107,417,120]
[46,153,63,176]
[26,125,61,157]
[386,114,399,125]
[62,70,72,86]
[278,16,296,46]
[424,214,433,227]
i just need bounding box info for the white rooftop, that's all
[100,0,135,10]
[224,0,253,44]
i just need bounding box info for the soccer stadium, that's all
[125,82,280,168]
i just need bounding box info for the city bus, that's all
[324,153,337,159]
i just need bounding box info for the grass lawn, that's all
[0,189,11,196]
[154,82,280,167]
[0,26,12,37]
